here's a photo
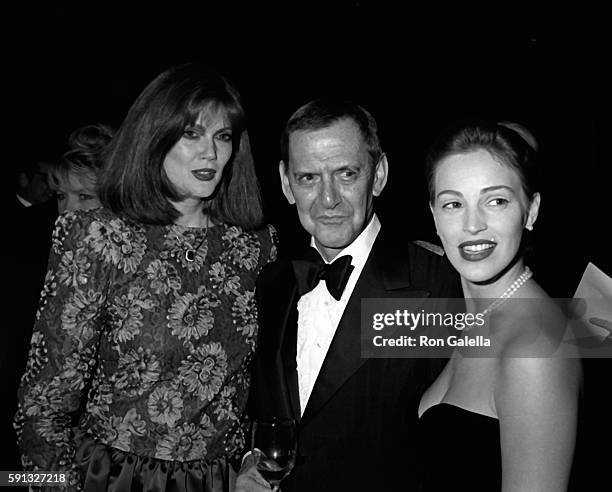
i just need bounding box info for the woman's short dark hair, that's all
[99,63,263,229]
[425,119,540,204]
[50,124,114,187]
[280,99,383,167]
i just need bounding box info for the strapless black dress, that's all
[419,403,501,491]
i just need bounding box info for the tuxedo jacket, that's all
[249,229,461,492]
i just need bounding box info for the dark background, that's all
[8,4,609,487]
[13,4,608,295]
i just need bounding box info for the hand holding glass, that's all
[251,418,296,491]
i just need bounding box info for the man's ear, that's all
[372,154,389,197]
[279,161,296,205]
[525,192,541,230]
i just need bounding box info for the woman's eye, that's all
[55,192,66,202]
[79,194,95,201]
[183,129,200,139]
[442,201,462,210]
[216,132,233,142]
[488,198,509,206]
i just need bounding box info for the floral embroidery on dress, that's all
[61,289,105,348]
[146,259,182,295]
[37,270,58,318]
[58,348,96,392]
[108,285,156,345]
[148,384,184,427]
[21,332,47,384]
[155,420,215,461]
[51,213,75,255]
[221,227,261,271]
[103,408,147,451]
[232,290,258,348]
[112,347,161,397]
[208,262,241,296]
[16,208,278,485]
[86,217,147,273]
[87,379,113,419]
[178,342,228,402]
[23,382,65,419]
[212,386,239,422]
[167,287,220,343]
[57,249,91,288]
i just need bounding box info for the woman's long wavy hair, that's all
[99,63,263,229]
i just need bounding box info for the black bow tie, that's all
[292,250,354,301]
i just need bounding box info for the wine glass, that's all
[251,417,297,491]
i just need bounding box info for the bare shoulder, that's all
[496,355,580,411]
[489,281,580,490]
[493,338,581,490]
[490,282,569,356]
[492,281,581,415]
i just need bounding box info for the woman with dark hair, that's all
[49,123,114,213]
[15,63,277,491]
[418,120,580,491]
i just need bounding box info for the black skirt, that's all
[76,437,237,492]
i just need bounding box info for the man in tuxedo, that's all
[236,99,460,491]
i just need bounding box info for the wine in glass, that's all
[251,417,297,490]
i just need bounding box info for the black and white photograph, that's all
[4,4,609,490]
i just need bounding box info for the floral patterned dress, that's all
[15,208,277,491]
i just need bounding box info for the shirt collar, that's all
[16,193,32,207]
[310,213,381,270]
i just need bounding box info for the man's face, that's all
[280,118,387,261]
[21,161,54,204]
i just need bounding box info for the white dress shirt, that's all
[296,214,381,414]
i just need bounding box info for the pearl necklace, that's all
[480,266,533,317]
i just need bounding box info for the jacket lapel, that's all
[280,295,301,421]
[267,261,303,422]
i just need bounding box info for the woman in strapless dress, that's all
[418,120,580,491]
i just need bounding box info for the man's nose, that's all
[463,206,487,234]
[319,178,341,208]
